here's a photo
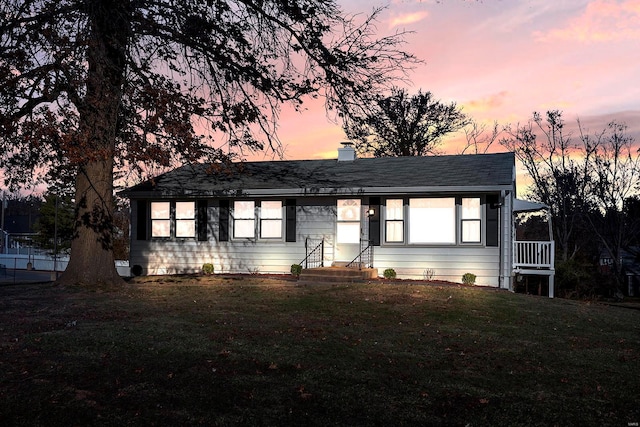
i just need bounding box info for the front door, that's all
[335,199,362,262]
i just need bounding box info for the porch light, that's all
[367,208,376,217]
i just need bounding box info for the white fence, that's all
[0,254,130,276]
[0,254,68,271]
[513,241,555,269]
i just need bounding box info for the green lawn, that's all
[1,276,638,426]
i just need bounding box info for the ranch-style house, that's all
[121,144,555,295]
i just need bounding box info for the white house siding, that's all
[129,196,505,284]
[373,246,501,287]
[132,239,304,275]
[130,198,339,275]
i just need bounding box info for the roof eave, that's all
[121,184,514,199]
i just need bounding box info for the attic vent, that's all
[338,141,356,162]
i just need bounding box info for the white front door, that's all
[335,199,362,262]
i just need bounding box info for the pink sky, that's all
[4,1,639,197]
[271,0,640,163]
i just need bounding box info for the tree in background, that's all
[502,110,640,296]
[344,87,469,157]
[459,120,501,155]
[112,197,130,261]
[33,193,75,255]
[587,122,640,289]
[500,110,595,263]
[0,1,414,286]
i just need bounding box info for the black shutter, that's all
[219,200,229,242]
[136,200,148,240]
[368,197,381,246]
[285,199,296,242]
[486,195,499,247]
[197,200,208,241]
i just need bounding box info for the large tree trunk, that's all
[60,160,122,286]
[58,0,129,286]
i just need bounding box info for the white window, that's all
[461,198,481,243]
[234,201,255,238]
[409,198,455,244]
[385,199,404,243]
[337,199,361,244]
[175,201,196,238]
[151,202,171,238]
[260,201,282,238]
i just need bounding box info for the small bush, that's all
[290,264,302,277]
[555,259,602,299]
[202,263,214,275]
[383,268,397,279]
[462,273,476,285]
[423,268,435,280]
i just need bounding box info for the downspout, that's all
[504,189,513,291]
[498,190,508,290]
[509,191,515,292]
[498,195,503,289]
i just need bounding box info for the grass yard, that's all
[0,276,639,426]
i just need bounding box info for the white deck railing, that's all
[513,241,555,269]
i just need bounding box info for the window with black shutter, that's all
[197,200,208,241]
[136,200,148,240]
[486,195,500,247]
[219,200,229,241]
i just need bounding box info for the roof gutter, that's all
[120,184,514,199]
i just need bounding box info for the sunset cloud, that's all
[274,0,639,162]
[534,0,640,42]
[389,11,429,28]
[465,91,509,113]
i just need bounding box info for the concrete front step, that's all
[298,267,378,285]
[331,261,366,268]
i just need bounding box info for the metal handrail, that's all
[301,238,324,269]
[346,239,373,270]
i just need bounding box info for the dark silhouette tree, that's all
[500,111,595,262]
[459,120,501,155]
[344,87,469,157]
[33,193,75,255]
[502,111,640,295]
[587,122,640,292]
[0,0,414,286]
[112,196,130,261]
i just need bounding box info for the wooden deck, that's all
[513,241,556,297]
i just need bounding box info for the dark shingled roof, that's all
[121,152,515,197]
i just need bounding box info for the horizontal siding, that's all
[373,246,501,287]
[131,239,306,275]
[131,241,501,286]
[130,203,339,276]
[130,197,503,287]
